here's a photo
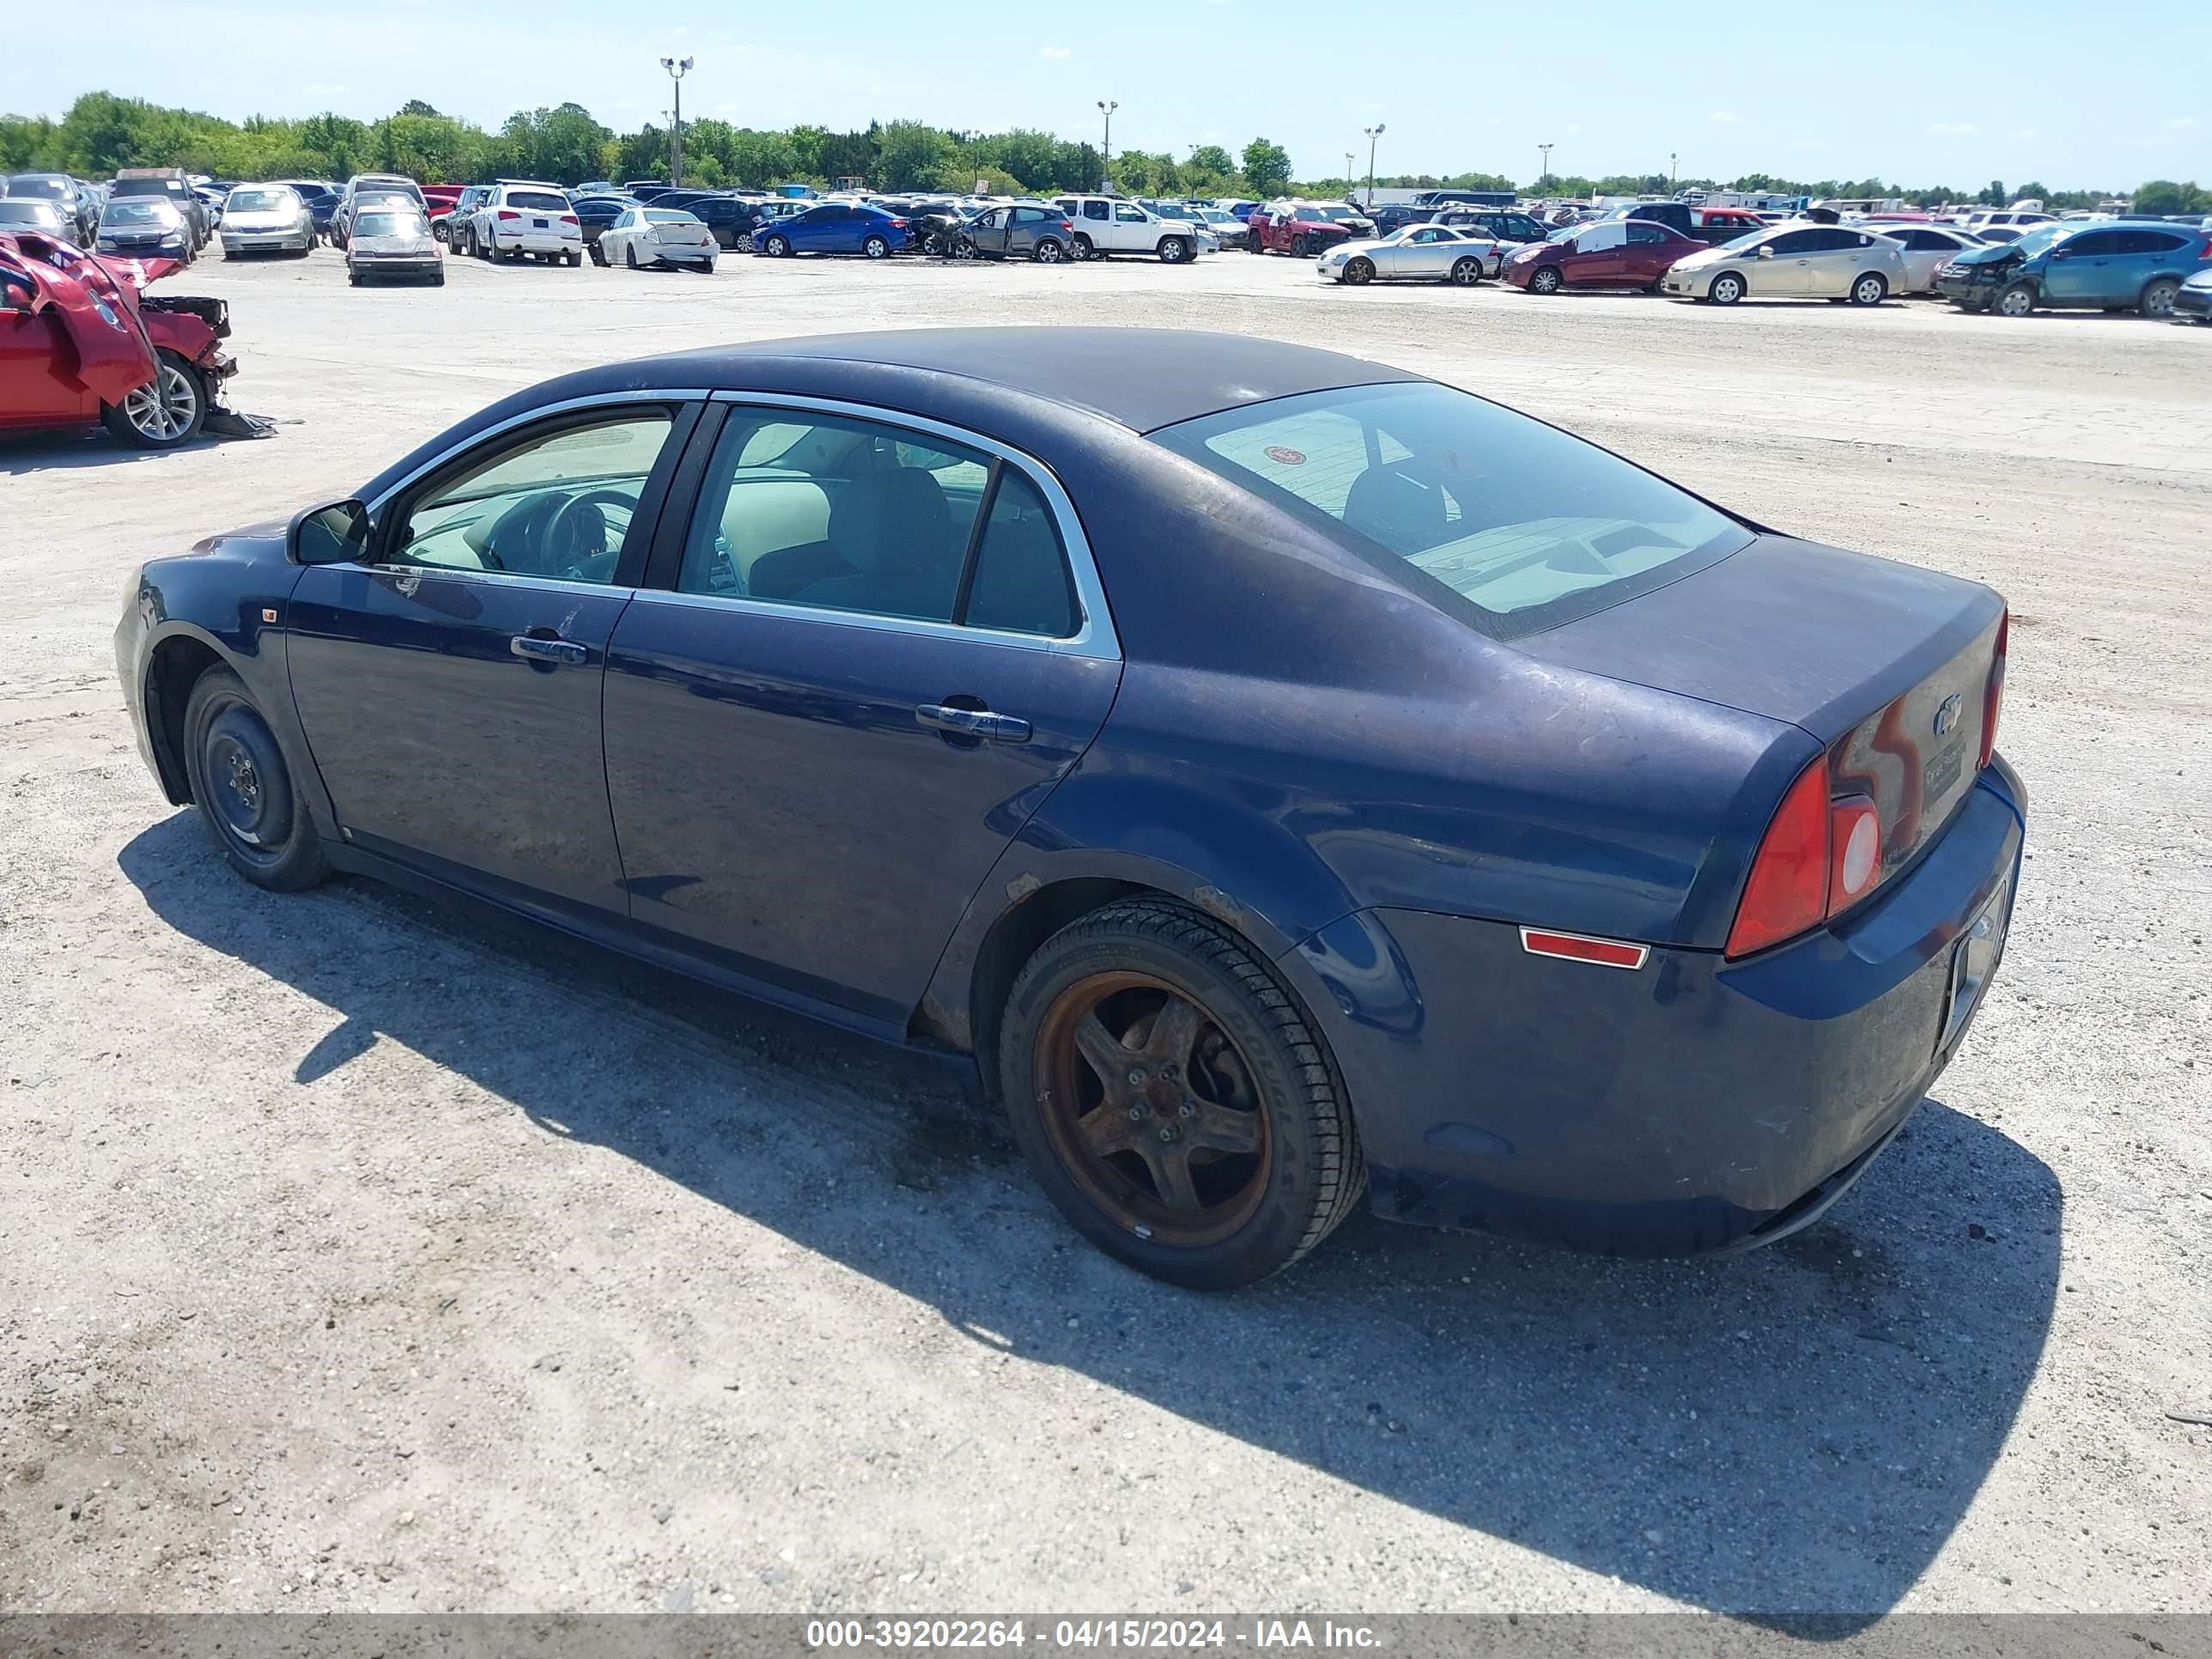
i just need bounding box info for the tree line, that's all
[1,94,2197,214]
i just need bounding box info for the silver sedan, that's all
[219,185,316,258]
[1317,223,1503,286]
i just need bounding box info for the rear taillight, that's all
[890,217,908,228]
[1061,220,1073,233]
[1826,795,1882,915]
[1979,611,2008,771]
[496,210,520,222]
[560,214,579,226]
[1727,758,1830,958]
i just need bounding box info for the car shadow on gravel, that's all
[121,813,2059,1631]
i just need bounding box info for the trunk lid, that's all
[1517,534,2006,892]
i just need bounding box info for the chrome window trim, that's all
[363,389,706,518]
[691,389,1121,662]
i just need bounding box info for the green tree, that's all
[1242,137,1291,197]
[1976,179,2007,206]
[878,119,956,191]
[2131,179,2209,215]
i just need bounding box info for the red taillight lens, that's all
[890,217,908,228]
[560,214,579,226]
[1827,795,1882,915]
[1061,220,1073,232]
[1726,758,1831,958]
[496,210,520,222]
[1978,611,2008,770]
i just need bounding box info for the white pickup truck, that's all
[1050,196,1211,264]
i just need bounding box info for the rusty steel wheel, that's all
[998,897,1364,1289]
[1036,970,1273,1249]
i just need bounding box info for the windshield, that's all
[0,200,62,226]
[1152,383,1750,638]
[1310,205,1364,222]
[355,212,422,237]
[2005,224,2069,256]
[103,200,175,225]
[1716,226,1773,252]
[226,189,291,213]
[9,176,69,201]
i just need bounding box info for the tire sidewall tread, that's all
[997,897,1364,1290]
[179,665,331,892]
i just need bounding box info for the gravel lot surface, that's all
[3,246,2209,1622]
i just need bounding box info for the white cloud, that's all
[1565,123,1583,135]
[1708,110,1741,125]
[1038,45,1071,58]
[1929,121,1977,137]
[2014,126,2037,139]
[2167,115,2201,131]
[303,82,349,97]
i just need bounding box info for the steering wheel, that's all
[544,488,639,580]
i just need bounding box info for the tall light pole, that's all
[1669,151,1678,193]
[1097,100,1117,191]
[1362,122,1384,210]
[660,56,693,185]
[1538,143,1553,191]
[1344,151,1355,199]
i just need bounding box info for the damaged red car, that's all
[0,232,237,450]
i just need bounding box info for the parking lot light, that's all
[1363,123,1384,211]
[1097,100,1118,192]
[660,56,694,187]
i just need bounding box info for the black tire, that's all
[431,270,446,287]
[1449,256,1482,286]
[997,897,1365,1291]
[1709,270,1746,306]
[763,234,792,258]
[347,270,362,287]
[1341,257,1374,285]
[625,242,639,270]
[1071,234,1094,261]
[565,250,581,268]
[179,666,331,893]
[1157,236,1189,264]
[101,349,206,449]
[1848,270,1888,306]
[1291,234,1312,258]
[862,234,890,259]
[1032,238,1064,264]
[2140,277,2180,319]
[1529,264,1563,295]
[1996,282,2035,319]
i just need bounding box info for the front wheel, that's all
[762,234,792,258]
[1449,256,1482,286]
[2141,277,2180,319]
[862,234,890,259]
[1529,264,1564,295]
[1291,234,1312,258]
[1849,271,1888,306]
[103,350,205,449]
[180,666,331,892]
[1709,270,1746,305]
[998,898,1365,1290]
[1996,282,2035,319]
[1071,234,1094,262]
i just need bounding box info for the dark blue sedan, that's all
[751,201,913,259]
[114,329,2025,1289]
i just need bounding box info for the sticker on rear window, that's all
[1264,446,1307,466]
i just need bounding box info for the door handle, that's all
[915,703,1031,743]
[510,634,588,665]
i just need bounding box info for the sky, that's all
[9,0,2208,191]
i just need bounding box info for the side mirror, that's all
[1757,245,1775,258]
[289,498,372,566]
[2049,245,2071,259]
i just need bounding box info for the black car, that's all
[650,191,756,250]
[109,173,210,250]
[272,180,340,240]
[571,193,640,262]
[95,196,194,261]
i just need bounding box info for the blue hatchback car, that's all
[114,329,2024,1289]
[1936,218,2212,317]
[752,201,913,259]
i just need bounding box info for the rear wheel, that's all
[1709,270,1746,305]
[2140,277,2180,318]
[625,242,639,270]
[862,234,891,259]
[1449,256,1482,286]
[1529,264,1564,295]
[180,667,330,892]
[1849,271,1888,306]
[565,249,580,267]
[103,350,205,449]
[1032,238,1064,264]
[998,898,1364,1290]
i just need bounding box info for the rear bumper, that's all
[1285,761,2027,1256]
[488,228,579,253]
[651,244,717,263]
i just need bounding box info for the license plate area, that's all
[1939,871,2012,1055]
[533,218,548,229]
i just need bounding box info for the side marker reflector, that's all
[1519,927,1649,971]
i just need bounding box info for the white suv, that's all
[1051,196,1211,263]
[469,181,583,266]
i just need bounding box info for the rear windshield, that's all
[9,176,69,200]
[645,210,700,223]
[505,191,569,212]
[1151,383,1753,639]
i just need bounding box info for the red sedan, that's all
[1501,218,1704,295]
[0,232,234,448]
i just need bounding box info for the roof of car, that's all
[640,328,1425,434]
